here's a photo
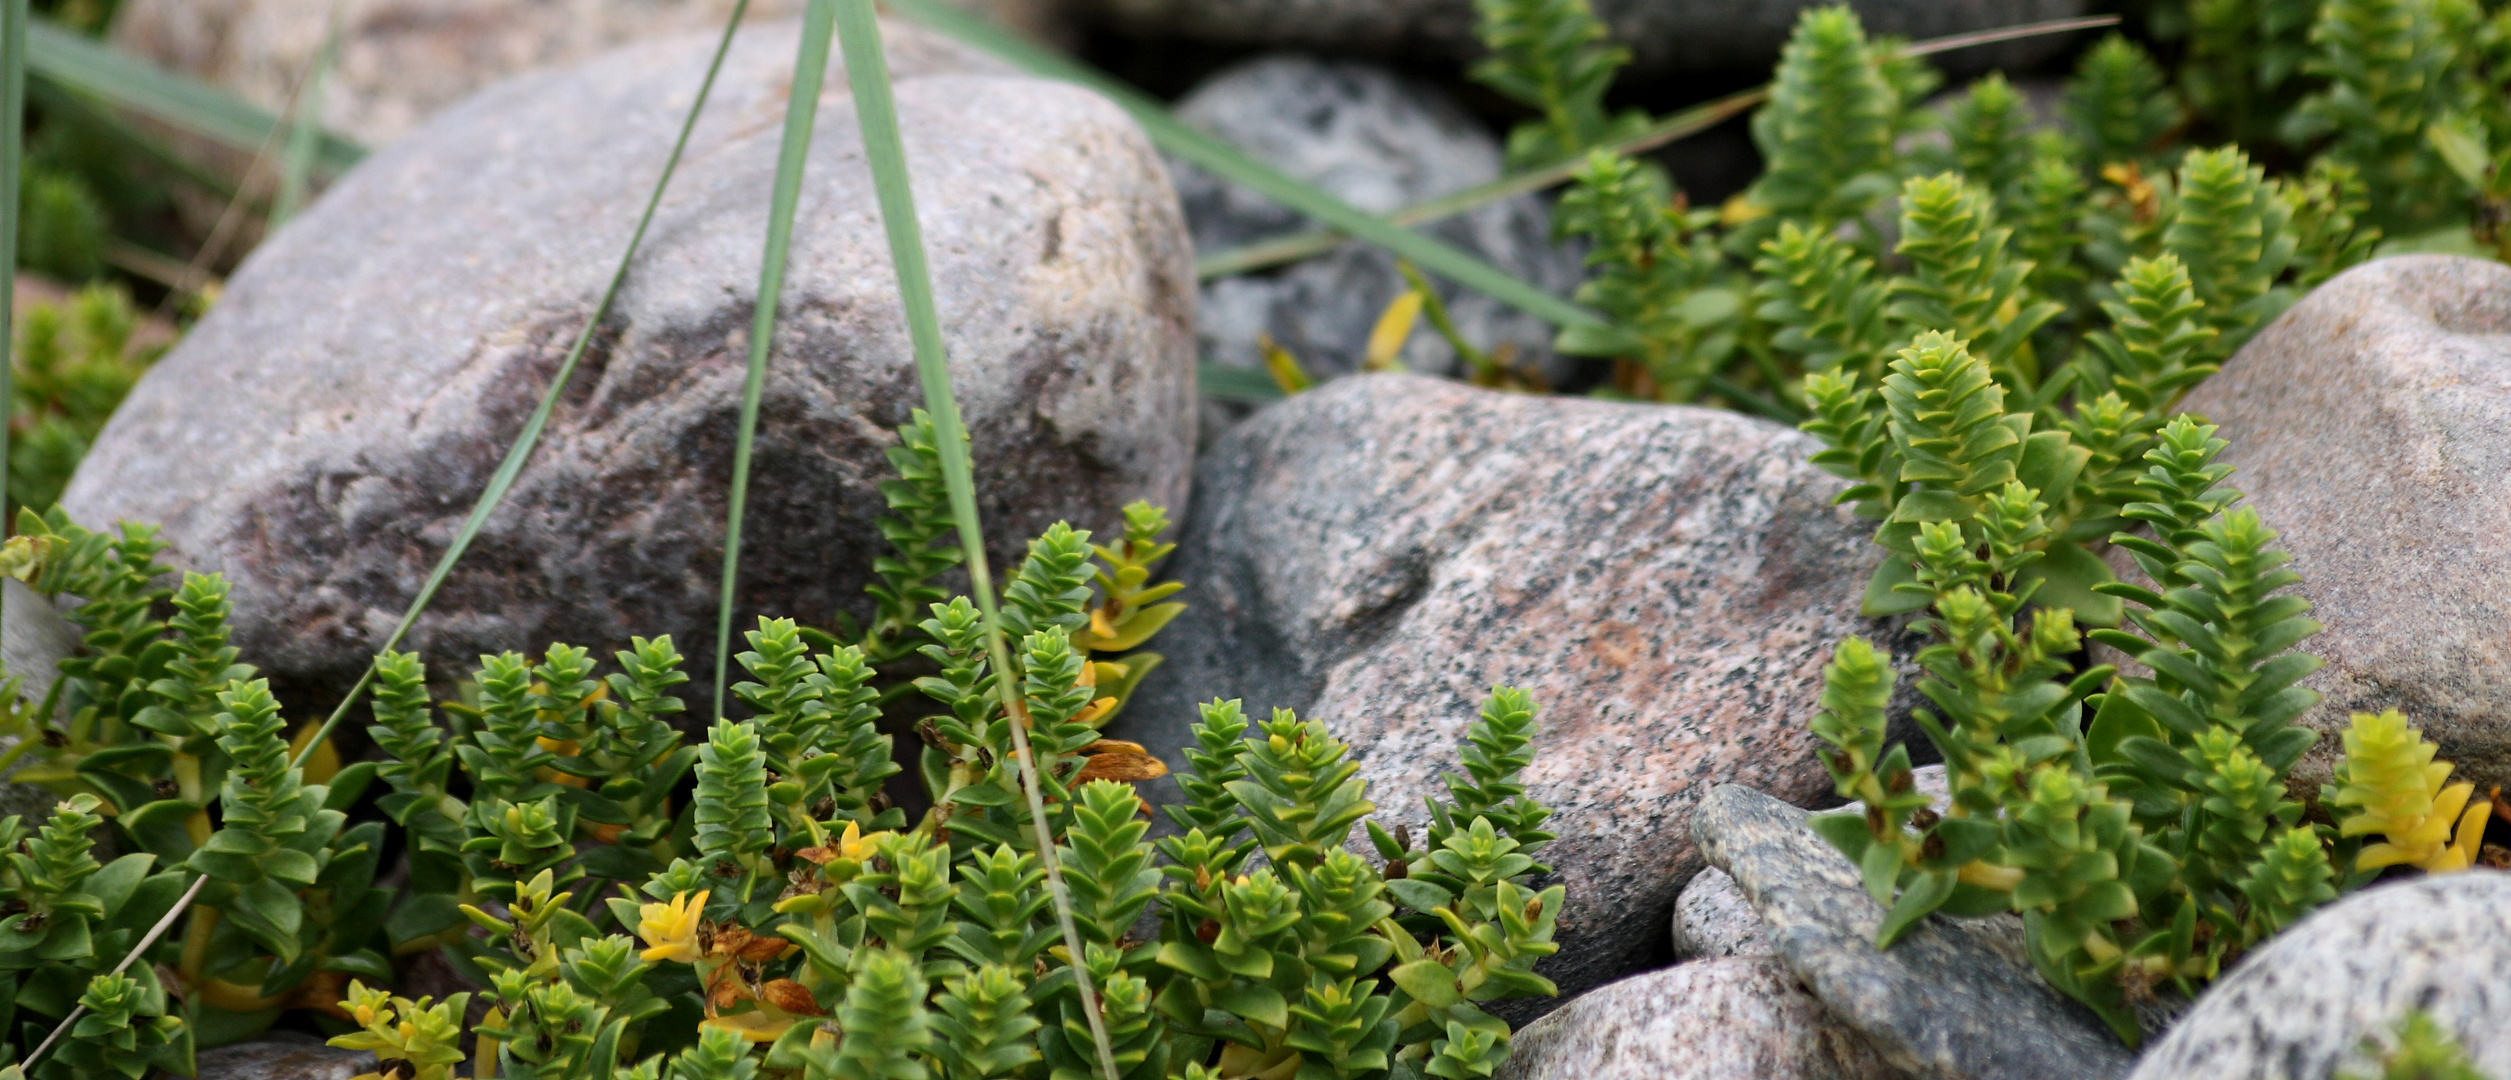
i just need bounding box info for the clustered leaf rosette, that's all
[1797,323,2350,1043]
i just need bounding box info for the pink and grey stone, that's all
[1108,373,1921,1006]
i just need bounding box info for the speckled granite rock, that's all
[193,1032,374,1080]
[1178,56,1579,396]
[111,0,1069,147]
[1106,374,1918,1006]
[62,21,1195,706]
[1499,957,1908,1080]
[1675,767,1951,962]
[1074,0,2089,77]
[1671,868,1776,961]
[2169,256,2511,796]
[2126,872,2511,1080]
[1692,783,2134,1080]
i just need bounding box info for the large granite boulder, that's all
[62,20,1196,704]
[1105,374,1918,1006]
[1498,957,1907,1080]
[1177,56,1579,396]
[1073,0,2089,79]
[2174,256,2511,794]
[111,0,1069,148]
[2126,872,2511,1080]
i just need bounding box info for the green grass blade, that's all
[828,4,1122,1079]
[885,0,1602,330]
[270,0,347,226]
[711,0,836,722]
[288,0,752,768]
[1198,361,1287,403]
[1195,86,1767,279]
[27,16,366,175]
[1,0,21,634]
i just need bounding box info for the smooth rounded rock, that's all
[2126,872,2511,1080]
[63,21,1196,704]
[1107,373,1920,1008]
[111,0,1069,147]
[2175,255,2511,794]
[1692,783,2135,1080]
[1073,0,2089,78]
[1177,56,1578,393]
[1499,957,1907,1080]
[1671,868,1776,962]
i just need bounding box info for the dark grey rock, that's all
[1676,766,1950,962]
[1075,0,2091,78]
[1106,373,1918,1006]
[1691,783,2135,1080]
[2170,256,2511,796]
[1177,56,1580,396]
[1500,957,1909,1080]
[193,1032,374,1080]
[2126,872,2511,1080]
[62,20,1196,702]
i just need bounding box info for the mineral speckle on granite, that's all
[2126,872,2511,1080]
[1108,374,1918,1007]
[2171,255,2511,795]
[1498,957,1908,1080]
[1692,783,2135,1080]
[1672,868,1777,962]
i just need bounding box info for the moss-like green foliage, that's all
[1799,335,2342,1043]
[1553,150,1738,400]
[1744,6,1900,230]
[1470,0,1648,170]
[2065,34,2182,168]
[1890,175,2066,392]
[2328,710,2491,873]
[8,285,165,517]
[2176,0,2320,147]
[1753,220,1889,382]
[2291,0,2478,230]
[2166,147,2302,356]
[1939,73,2037,198]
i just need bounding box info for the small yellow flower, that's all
[637,891,705,964]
